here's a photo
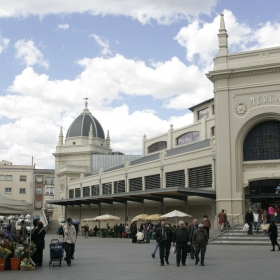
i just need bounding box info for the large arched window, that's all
[148,141,167,154]
[177,131,199,146]
[243,121,280,161]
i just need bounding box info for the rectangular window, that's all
[113,180,125,193]
[211,126,215,136]
[19,188,26,194]
[102,183,112,195]
[45,187,54,195]
[35,201,42,209]
[166,170,185,188]
[83,186,90,197]
[36,177,43,183]
[36,188,42,195]
[20,175,27,182]
[75,188,81,198]
[5,188,12,193]
[198,108,209,120]
[69,189,74,199]
[145,174,161,190]
[91,185,99,196]
[129,177,142,192]
[46,177,52,185]
[188,165,212,188]
[6,175,12,181]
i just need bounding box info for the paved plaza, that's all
[1,234,278,280]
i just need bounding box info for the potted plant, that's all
[10,248,24,271]
[0,247,12,271]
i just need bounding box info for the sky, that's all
[0,0,280,169]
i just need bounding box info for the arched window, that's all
[177,131,199,146]
[148,141,167,154]
[243,121,280,161]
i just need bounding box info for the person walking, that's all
[188,219,199,259]
[192,224,208,266]
[145,222,151,243]
[202,215,211,239]
[245,209,254,235]
[156,221,172,266]
[267,220,280,251]
[93,225,98,237]
[172,221,190,266]
[84,224,89,238]
[63,218,76,266]
[218,210,227,231]
[118,223,123,238]
[31,221,46,266]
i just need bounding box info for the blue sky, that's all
[0,0,280,168]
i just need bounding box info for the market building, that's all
[48,14,280,226]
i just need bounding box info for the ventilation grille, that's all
[75,188,81,198]
[114,180,125,193]
[102,183,112,194]
[129,177,142,192]
[145,174,160,190]
[188,165,212,188]
[166,170,185,188]
[83,186,90,197]
[91,185,99,196]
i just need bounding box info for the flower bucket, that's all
[10,258,21,271]
[0,258,6,271]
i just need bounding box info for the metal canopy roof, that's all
[47,187,216,206]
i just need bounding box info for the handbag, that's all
[243,223,249,231]
[260,224,269,231]
[171,245,176,254]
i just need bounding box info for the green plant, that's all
[0,247,12,258]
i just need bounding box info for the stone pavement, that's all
[2,234,279,280]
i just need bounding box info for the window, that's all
[188,165,212,188]
[35,201,42,209]
[243,121,280,161]
[198,108,209,120]
[211,126,215,136]
[91,185,99,196]
[166,170,185,188]
[5,188,12,193]
[75,188,81,198]
[36,188,42,195]
[36,177,43,183]
[177,131,200,146]
[46,177,52,185]
[69,189,74,199]
[45,187,54,195]
[145,174,160,190]
[0,175,5,180]
[129,177,142,192]
[114,180,125,193]
[20,175,27,182]
[102,183,112,195]
[19,188,26,194]
[83,186,90,197]
[6,175,12,181]
[148,141,167,154]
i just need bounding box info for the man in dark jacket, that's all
[193,224,208,266]
[188,219,198,259]
[118,223,123,238]
[156,221,172,266]
[245,209,254,235]
[172,221,190,266]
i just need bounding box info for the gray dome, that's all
[66,108,105,139]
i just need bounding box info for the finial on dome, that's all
[58,126,64,146]
[217,12,228,56]
[83,97,89,108]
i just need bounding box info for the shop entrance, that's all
[248,179,280,210]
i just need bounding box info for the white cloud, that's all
[57,23,69,30]
[14,40,49,69]
[0,34,10,53]
[174,10,251,67]
[0,0,217,25]
[90,34,112,55]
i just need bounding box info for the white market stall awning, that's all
[0,192,33,215]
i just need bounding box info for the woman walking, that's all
[267,220,280,251]
[31,221,46,266]
[203,215,211,239]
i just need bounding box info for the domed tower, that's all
[52,100,112,221]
